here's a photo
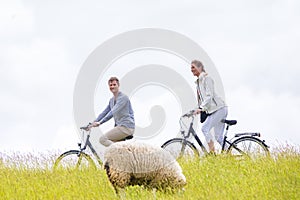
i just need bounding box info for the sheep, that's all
[103,141,186,194]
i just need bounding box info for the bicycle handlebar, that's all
[182,110,195,118]
[80,123,92,131]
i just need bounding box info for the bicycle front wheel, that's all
[227,136,269,159]
[53,150,96,170]
[161,138,199,160]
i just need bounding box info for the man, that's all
[191,60,228,153]
[89,77,135,147]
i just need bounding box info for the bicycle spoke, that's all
[76,155,83,168]
[242,141,247,152]
[179,143,187,157]
[247,141,252,153]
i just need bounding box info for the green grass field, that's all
[0,147,299,200]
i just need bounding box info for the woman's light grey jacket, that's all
[196,72,226,114]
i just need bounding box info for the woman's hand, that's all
[193,109,202,115]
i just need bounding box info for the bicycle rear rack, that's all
[234,132,261,137]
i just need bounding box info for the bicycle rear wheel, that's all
[161,138,200,160]
[53,150,96,170]
[227,136,269,159]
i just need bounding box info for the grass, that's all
[0,148,299,200]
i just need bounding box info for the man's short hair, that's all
[108,77,120,85]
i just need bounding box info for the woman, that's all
[191,60,228,153]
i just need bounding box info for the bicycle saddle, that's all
[124,135,133,140]
[221,119,237,125]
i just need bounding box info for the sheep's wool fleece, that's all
[104,141,183,175]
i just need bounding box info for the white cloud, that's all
[227,86,300,147]
[0,36,76,152]
[0,0,34,39]
[51,124,79,151]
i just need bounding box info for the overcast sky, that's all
[1,0,299,153]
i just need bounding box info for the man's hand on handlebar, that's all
[82,122,100,131]
[90,122,100,127]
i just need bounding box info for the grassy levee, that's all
[0,149,299,200]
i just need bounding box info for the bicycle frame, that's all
[221,123,233,150]
[180,115,208,154]
[160,110,270,160]
[179,114,263,154]
[54,125,136,170]
[78,129,102,166]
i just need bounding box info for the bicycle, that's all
[161,110,270,159]
[53,123,133,170]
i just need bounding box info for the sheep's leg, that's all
[116,172,131,188]
[148,173,167,191]
[115,188,126,200]
[114,186,119,195]
[109,171,131,197]
[113,186,127,200]
[152,188,157,199]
